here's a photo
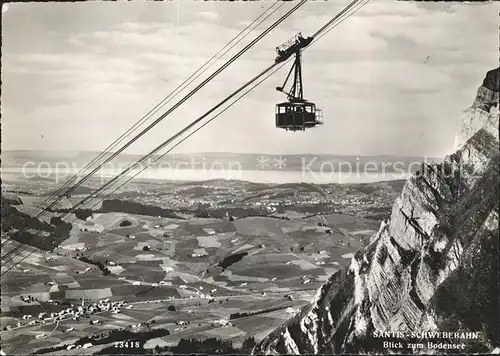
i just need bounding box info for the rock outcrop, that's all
[454,68,499,150]
[253,67,499,355]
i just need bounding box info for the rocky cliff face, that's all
[253,67,499,355]
[454,68,499,150]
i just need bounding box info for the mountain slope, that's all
[253,67,499,354]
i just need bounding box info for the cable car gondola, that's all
[274,33,323,132]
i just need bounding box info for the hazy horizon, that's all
[2,1,497,158]
[1,149,443,159]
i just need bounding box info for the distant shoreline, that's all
[2,167,410,185]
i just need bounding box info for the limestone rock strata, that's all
[253,68,499,355]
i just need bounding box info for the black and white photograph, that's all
[1,0,498,354]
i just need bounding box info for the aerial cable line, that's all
[78,64,291,211]
[310,0,363,39]
[0,0,307,263]
[1,60,290,277]
[16,0,285,226]
[0,0,296,249]
[0,2,282,254]
[2,0,370,272]
[0,63,283,274]
[1,0,369,270]
[67,64,276,213]
[312,0,369,43]
[96,65,290,200]
[26,0,283,217]
[68,0,360,210]
[42,0,301,202]
[0,0,297,255]
[59,0,369,217]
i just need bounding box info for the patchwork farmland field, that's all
[1,174,399,354]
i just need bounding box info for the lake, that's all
[2,167,410,184]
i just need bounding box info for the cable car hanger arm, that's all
[274,0,363,64]
[275,59,297,97]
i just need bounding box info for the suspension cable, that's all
[80,63,290,210]
[25,0,284,221]
[2,0,371,273]
[313,0,369,43]
[1,62,287,276]
[0,0,301,250]
[48,0,306,214]
[1,0,308,267]
[311,0,363,39]
[68,65,276,213]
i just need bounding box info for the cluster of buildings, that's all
[79,298,131,317]
[7,298,130,331]
[74,267,93,274]
[300,275,318,285]
[174,320,189,331]
[20,295,36,303]
[211,318,232,328]
[66,343,93,351]
[191,251,208,258]
[124,181,394,217]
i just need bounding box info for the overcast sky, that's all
[1,0,498,157]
